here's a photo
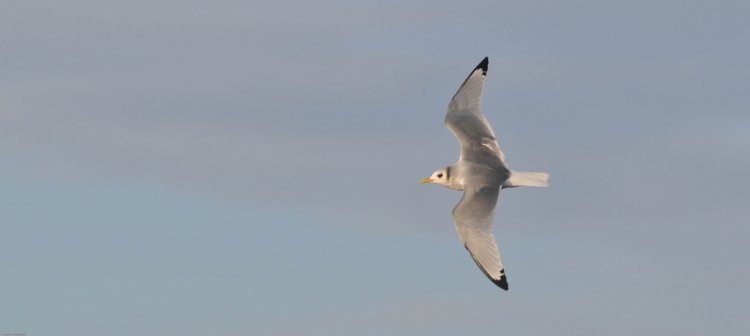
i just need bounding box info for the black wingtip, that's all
[492,274,509,291]
[465,244,508,291]
[475,57,489,75]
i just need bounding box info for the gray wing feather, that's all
[452,184,508,290]
[445,58,507,168]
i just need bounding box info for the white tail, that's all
[503,171,550,188]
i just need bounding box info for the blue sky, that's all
[1,0,749,335]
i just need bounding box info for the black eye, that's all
[437,174,443,178]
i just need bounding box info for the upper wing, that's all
[445,57,507,169]
[452,184,508,290]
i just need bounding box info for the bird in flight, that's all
[421,57,549,291]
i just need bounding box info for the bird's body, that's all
[421,57,549,291]
[440,162,508,191]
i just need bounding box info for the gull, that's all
[421,57,549,291]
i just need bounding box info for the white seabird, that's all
[421,57,549,291]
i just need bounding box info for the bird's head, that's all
[420,168,450,187]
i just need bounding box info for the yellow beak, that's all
[420,178,434,184]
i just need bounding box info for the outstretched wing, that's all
[445,57,507,169]
[452,184,508,290]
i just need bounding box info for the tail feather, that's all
[503,171,550,188]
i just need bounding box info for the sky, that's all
[1,0,749,335]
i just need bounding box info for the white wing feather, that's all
[452,185,508,290]
[445,57,507,168]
